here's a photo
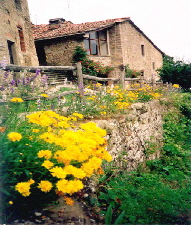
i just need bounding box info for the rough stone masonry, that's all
[95,99,166,171]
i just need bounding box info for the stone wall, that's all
[42,37,83,66]
[0,0,38,66]
[95,100,165,171]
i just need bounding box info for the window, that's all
[7,40,15,64]
[140,70,144,77]
[84,30,108,55]
[14,0,22,10]
[152,62,155,70]
[18,27,26,52]
[141,45,145,56]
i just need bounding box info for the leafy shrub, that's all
[98,172,191,224]
[72,46,87,62]
[82,59,114,78]
[125,64,141,78]
[158,55,191,90]
[72,46,114,77]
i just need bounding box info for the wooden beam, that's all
[0,64,76,72]
[82,74,119,82]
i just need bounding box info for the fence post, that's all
[140,76,144,88]
[76,62,84,99]
[120,66,125,89]
[152,78,155,88]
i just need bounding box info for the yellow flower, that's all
[27,111,57,127]
[15,180,34,197]
[72,113,84,119]
[28,179,35,184]
[7,132,22,142]
[37,150,52,159]
[64,165,86,179]
[38,180,53,192]
[32,129,40,133]
[63,196,74,205]
[42,160,54,169]
[49,166,67,179]
[100,111,107,115]
[173,84,180,88]
[9,201,13,205]
[39,132,57,143]
[96,82,102,87]
[10,97,24,103]
[56,179,84,195]
[40,94,49,98]
[82,157,102,177]
[151,93,162,99]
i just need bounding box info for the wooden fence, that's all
[0,62,164,98]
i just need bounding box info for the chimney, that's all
[48,18,65,30]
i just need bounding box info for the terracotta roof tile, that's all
[32,17,131,40]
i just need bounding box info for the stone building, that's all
[0,0,38,66]
[33,17,164,80]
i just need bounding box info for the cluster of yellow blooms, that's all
[9,111,112,197]
[86,84,162,114]
[10,97,24,103]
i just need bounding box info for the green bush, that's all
[72,46,114,77]
[72,46,87,62]
[125,64,141,78]
[158,55,191,90]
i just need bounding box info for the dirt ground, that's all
[11,196,103,225]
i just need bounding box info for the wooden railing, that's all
[0,62,164,98]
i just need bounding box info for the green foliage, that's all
[125,64,141,78]
[97,92,191,224]
[98,171,191,224]
[105,204,125,225]
[72,46,114,77]
[72,46,87,62]
[158,55,191,90]
[82,59,114,78]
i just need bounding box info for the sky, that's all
[27,0,191,62]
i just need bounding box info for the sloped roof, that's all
[32,17,164,54]
[32,17,130,40]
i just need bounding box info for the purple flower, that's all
[41,74,48,85]
[4,71,10,79]
[0,58,7,69]
[30,70,41,82]
[17,79,21,84]
[22,78,26,85]
[10,79,16,86]
[0,85,5,91]
[26,77,30,85]
[36,69,41,76]
[10,88,14,93]
[78,82,84,90]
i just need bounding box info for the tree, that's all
[158,55,191,90]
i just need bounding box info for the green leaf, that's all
[114,210,125,225]
[105,204,113,225]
